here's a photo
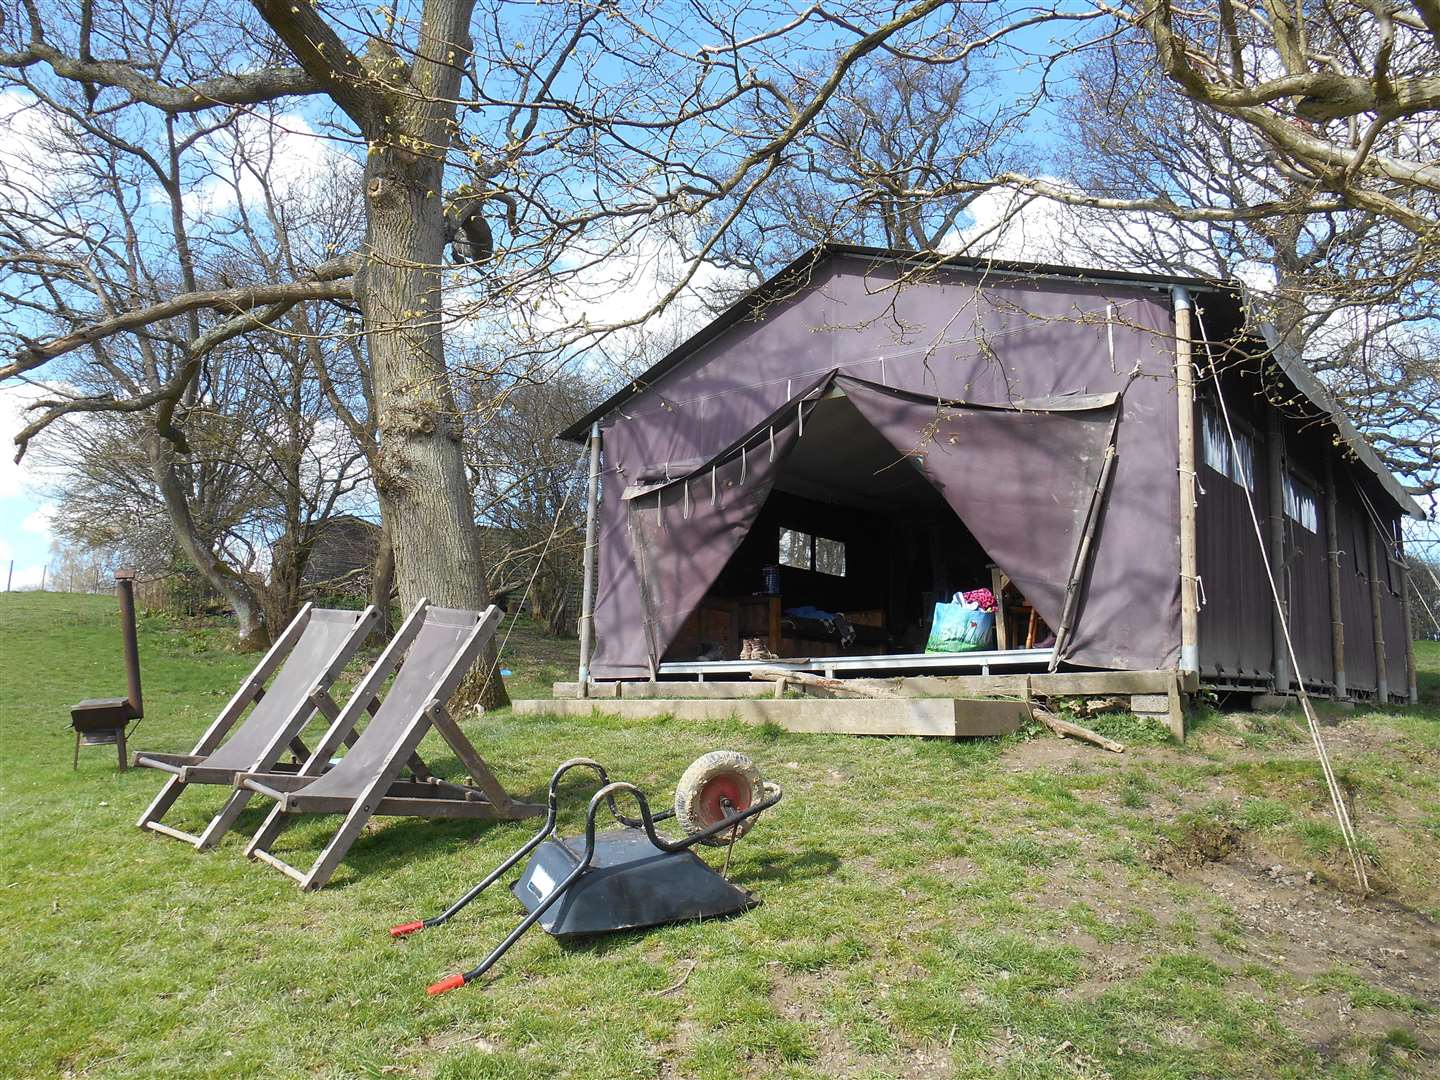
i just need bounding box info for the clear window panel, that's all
[1282,473,1319,533]
[814,536,847,577]
[779,528,812,569]
[1230,430,1257,492]
[1201,407,1231,477]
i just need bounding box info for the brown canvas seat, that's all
[237,601,543,890]
[134,603,379,850]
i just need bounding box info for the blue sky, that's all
[0,385,54,588]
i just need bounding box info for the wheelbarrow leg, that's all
[427,783,619,995]
[390,759,607,939]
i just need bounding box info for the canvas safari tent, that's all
[560,246,1423,705]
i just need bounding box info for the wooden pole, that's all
[1265,409,1291,693]
[1400,559,1418,705]
[576,422,603,699]
[1323,454,1347,700]
[1367,526,1389,702]
[1173,287,1200,679]
[1031,706,1126,753]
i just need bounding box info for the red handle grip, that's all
[427,974,466,996]
[389,920,424,938]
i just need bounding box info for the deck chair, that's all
[133,603,379,850]
[237,601,543,890]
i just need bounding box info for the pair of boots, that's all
[741,637,778,661]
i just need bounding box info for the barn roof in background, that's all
[561,243,1423,520]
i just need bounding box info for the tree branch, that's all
[245,0,388,130]
[4,258,358,379]
[0,41,323,112]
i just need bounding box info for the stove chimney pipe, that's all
[114,569,142,719]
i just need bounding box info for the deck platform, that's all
[656,647,1052,678]
[538,667,1188,739]
[512,696,1029,738]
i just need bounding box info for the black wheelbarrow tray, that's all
[389,752,784,995]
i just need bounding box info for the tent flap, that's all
[834,377,1119,649]
[622,372,831,670]
[614,371,1122,673]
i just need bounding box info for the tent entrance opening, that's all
[661,396,1055,666]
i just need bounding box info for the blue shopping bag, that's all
[925,595,995,653]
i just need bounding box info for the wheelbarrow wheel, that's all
[674,750,765,846]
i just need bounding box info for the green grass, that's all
[2,593,1438,1078]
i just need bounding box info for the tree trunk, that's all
[363,145,509,709]
[371,522,396,636]
[146,438,270,651]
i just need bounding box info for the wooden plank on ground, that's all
[514,697,1026,738]
[554,681,772,699]
[557,669,1177,700]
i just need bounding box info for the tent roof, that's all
[561,243,1422,519]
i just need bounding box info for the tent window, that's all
[1283,472,1319,533]
[777,527,847,577]
[778,528,811,569]
[1230,429,1256,492]
[1200,405,1255,492]
[1201,406,1230,477]
[815,536,847,577]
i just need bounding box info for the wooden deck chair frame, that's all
[133,603,379,850]
[238,601,542,891]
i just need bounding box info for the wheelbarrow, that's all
[390,750,783,995]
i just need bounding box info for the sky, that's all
[0,384,54,589]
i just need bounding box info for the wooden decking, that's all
[530,668,1188,739]
[512,695,1029,738]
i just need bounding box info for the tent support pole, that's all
[1323,454,1347,700]
[576,422,602,699]
[1265,409,1292,693]
[1401,557,1418,704]
[1368,527,1389,702]
[1172,286,1200,679]
[1049,416,1120,672]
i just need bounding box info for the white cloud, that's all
[452,223,750,383]
[21,502,55,537]
[0,384,47,499]
[186,111,360,219]
[944,181,1221,278]
[0,535,45,590]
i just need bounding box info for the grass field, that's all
[2,591,1437,1079]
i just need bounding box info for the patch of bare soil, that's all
[1148,820,1247,872]
[997,731,1109,773]
[1189,857,1440,1004]
[1190,856,1440,1067]
[767,969,953,1079]
[655,1015,702,1080]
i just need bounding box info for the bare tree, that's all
[718,55,1019,271]
[21,113,374,642]
[459,365,609,637]
[1038,41,1440,497]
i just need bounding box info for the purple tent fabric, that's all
[587,253,1182,678]
[608,371,1118,672]
[620,374,829,671]
[834,377,1118,642]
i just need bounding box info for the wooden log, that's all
[1032,706,1125,753]
[749,667,898,699]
